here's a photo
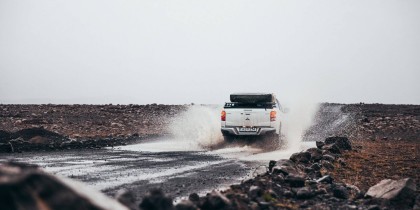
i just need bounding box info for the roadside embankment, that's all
[0,104,187,152]
[0,104,187,138]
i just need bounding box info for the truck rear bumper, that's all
[221,127,276,136]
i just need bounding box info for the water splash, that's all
[169,105,224,149]
[165,101,319,161]
[273,98,318,151]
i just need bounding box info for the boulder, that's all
[276,159,296,167]
[272,165,300,176]
[290,152,311,164]
[200,191,231,210]
[366,178,416,207]
[0,162,128,210]
[139,189,174,210]
[12,127,66,142]
[325,137,352,151]
[306,148,323,162]
[272,159,300,176]
[322,144,341,154]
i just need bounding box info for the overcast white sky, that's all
[1,0,419,105]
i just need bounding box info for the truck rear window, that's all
[224,102,275,109]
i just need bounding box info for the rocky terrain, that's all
[166,137,417,210]
[2,136,417,210]
[0,104,186,138]
[0,104,187,152]
[304,103,420,142]
[0,103,419,209]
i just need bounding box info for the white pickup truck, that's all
[221,93,284,143]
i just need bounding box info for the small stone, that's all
[344,205,357,209]
[367,205,380,210]
[337,158,346,166]
[310,163,321,171]
[316,175,333,184]
[296,187,313,199]
[316,141,325,149]
[248,185,262,200]
[315,188,327,195]
[272,174,284,183]
[333,185,349,199]
[322,154,335,162]
[283,190,294,198]
[258,201,271,208]
[268,160,277,172]
[285,175,305,188]
[188,193,200,203]
[175,200,198,210]
[321,160,334,170]
[306,180,317,186]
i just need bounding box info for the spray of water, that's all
[165,93,320,162]
[169,105,224,149]
[281,101,319,151]
[238,100,319,161]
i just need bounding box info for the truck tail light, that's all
[221,110,226,121]
[270,110,276,121]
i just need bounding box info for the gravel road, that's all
[0,137,314,203]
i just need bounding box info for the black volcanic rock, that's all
[290,151,311,164]
[285,175,305,188]
[0,162,126,210]
[139,189,174,210]
[325,137,352,151]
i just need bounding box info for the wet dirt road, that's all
[0,138,314,202]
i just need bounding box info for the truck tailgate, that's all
[225,108,271,127]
